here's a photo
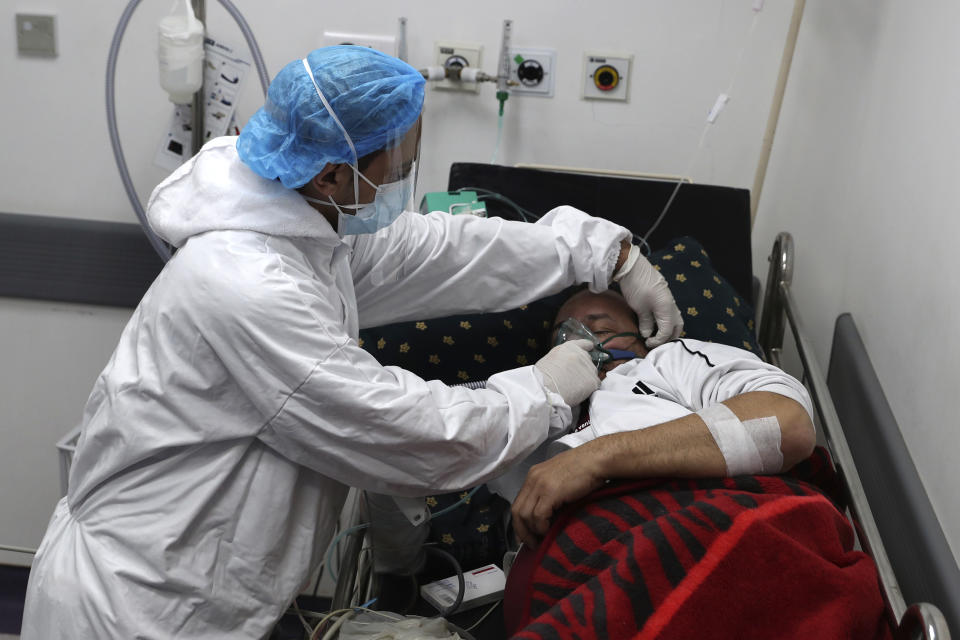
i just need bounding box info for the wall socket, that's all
[434,41,483,93]
[508,48,557,97]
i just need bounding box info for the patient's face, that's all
[554,290,648,378]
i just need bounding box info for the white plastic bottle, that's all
[158,0,205,104]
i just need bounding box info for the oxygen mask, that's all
[554,317,640,369]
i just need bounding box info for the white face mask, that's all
[327,163,415,236]
[300,58,415,237]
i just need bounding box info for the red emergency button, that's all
[593,64,620,91]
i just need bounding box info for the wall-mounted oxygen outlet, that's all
[434,41,483,93]
[508,48,557,97]
[322,31,397,56]
[582,52,632,102]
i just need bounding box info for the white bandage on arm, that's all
[696,404,783,476]
[743,416,783,473]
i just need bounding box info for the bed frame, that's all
[758,232,956,639]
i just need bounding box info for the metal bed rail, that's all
[758,232,950,640]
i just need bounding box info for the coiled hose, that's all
[106,0,270,261]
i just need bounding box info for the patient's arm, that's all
[511,390,815,548]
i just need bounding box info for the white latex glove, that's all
[615,244,684,348]
[534,339,600,407]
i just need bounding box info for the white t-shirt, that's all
[489,338,813,501]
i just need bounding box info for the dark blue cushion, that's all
[358,291,569,384]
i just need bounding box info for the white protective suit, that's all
[21,137,631,639]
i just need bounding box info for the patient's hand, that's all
[512,445,607,549]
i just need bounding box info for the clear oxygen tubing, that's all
[489,109,505,165]
[454,186,536,222]
[326,522,370,583]
[639,8,762,254]
[107,0,271,262]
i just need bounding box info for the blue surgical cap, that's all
[237,46,425,189]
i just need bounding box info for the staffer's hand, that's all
[616,245,683,348]
[534,339,600,407]
[512,445,607,549]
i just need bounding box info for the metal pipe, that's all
[751,0,806,226]
[191,0,205,155]
[766,347,782,368]
[0,544,37,555]
[757,231,792,355]
[397,17,407,62]
[900,603,952,640]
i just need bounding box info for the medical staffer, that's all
[22,47,682,639]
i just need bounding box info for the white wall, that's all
[0,299,131,566]
[753,0,960,565]
[1,0,796,565]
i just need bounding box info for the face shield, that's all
[300,58,422,236]
[334,119,421,236]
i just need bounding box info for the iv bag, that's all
[158,0,205,104]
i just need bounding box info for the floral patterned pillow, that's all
[649,236,759,354]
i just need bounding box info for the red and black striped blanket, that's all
[504,450,891,639]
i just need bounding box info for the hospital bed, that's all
[2,163,956,638]
[330,164,958,638]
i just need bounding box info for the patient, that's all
[500,291,889,640]
[498,289,817,548]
